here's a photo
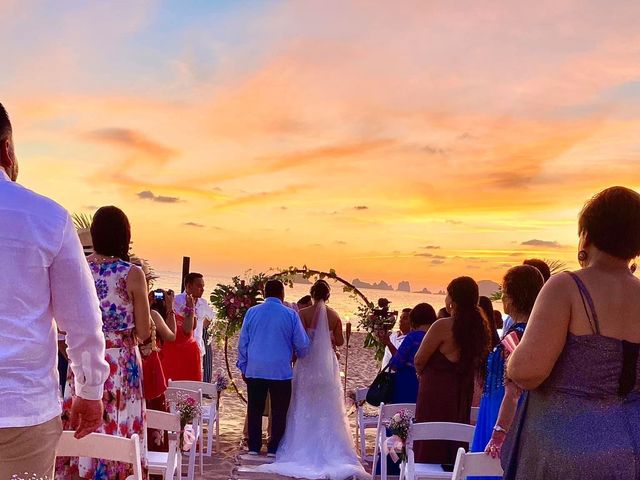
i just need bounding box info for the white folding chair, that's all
[469,407,480,426]
[372,402,416,480]
[55,431,143,480]
[165,386,203,480]
[451,447,503,479]
[403,422,475,480]
[168,379,219,456]
[355,387,378,463]
[146,409,181,480]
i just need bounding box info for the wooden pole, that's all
[344,321,352,401]
[180,256,190,293]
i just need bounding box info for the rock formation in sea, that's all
[352,278,394,291]
[397,281,411,292]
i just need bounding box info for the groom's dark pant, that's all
[246,378,292,453]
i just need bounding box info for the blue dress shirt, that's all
[237,297,310,380]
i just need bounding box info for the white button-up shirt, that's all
[0,170,110,428]
[382,331,408,367]
[174,293,215,357]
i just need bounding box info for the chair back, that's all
[451,447,504,479]
[56,432,142,479]
[355,387,369,403]
[168,379,218,401]
[165,386,203,416]
[407,422,475,446]
[147,409,181,433]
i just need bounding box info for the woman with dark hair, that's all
[479,296,500,348]
[413,276,491,464]
[470,266,544,478]
[57,206,151,480]
[502,186,640,479]
[298,280,344,347]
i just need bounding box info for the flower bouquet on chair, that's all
[176,393,202,452]
[385,409,414,463]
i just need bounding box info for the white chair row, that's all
[355,387,481,466]
[369,402,502,480]
[55,380,219,480]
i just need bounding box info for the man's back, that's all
[237,297,309,380]
[0,176,73,424]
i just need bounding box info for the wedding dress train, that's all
[256,301,369,479]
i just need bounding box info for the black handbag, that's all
[366,364,395,406]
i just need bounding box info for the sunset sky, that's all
[3,1,640,291]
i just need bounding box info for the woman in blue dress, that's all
[375,302,437,475]
[470,265,544,479]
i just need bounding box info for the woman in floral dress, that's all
[56,206,151,480]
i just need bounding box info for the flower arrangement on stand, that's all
[385,409,414,463]
[175,392,202,451]
[214,371,229,409]
[357,298,398,362]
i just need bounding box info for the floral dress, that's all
[56,259,148,480]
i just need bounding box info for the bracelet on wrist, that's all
[493,424,508,434]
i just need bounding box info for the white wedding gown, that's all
[256,301,370,479]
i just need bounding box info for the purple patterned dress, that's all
[56,259,148,480]
[502,272,640,479]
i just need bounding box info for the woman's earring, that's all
[578,250,588,263]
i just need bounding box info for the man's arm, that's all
[236,309,253,377]
[292,311,310,358]
[50,215,110,437]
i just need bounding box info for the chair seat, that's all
[412,462,452,479]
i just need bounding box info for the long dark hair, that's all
[479,296,500,348]
[447,276,491,380]
[91,206,131,261]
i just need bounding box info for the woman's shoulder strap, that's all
[566,272,600,334]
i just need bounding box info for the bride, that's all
[257,280,370,479]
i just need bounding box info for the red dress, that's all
[161,314,202,381]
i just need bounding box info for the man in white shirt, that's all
[0,103,110,479]
[175,272,216,382]
[380,307,412,366]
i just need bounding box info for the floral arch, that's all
[208,266,388,403]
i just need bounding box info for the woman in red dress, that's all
[161,292,202,381]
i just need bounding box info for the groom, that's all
[237,279,310,456]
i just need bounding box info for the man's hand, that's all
[69,397,103,439]
[375,329,391,346]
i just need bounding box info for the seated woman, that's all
[414,276,492,465]
[470,265,544,479]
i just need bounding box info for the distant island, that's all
[291,274,312,285]
[414,287,432,294]
[351,278,394,291]
[397,281,411,292]
[478,280,500,297]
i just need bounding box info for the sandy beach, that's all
[198,332,381,479]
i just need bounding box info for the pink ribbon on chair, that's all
[182,424,196,452]
[383,434,404,463]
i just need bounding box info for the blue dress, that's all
[469,323,526,480]
[502,273,640,479]
[389,329,426,404]
[376,329,426,476]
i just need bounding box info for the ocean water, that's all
[153,270,447,329]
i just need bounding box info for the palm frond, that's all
[72,212,93,230]
[544,259,568,275]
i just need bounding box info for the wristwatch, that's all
[493,424,508,434]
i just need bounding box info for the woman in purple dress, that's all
[503,186,640,479]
